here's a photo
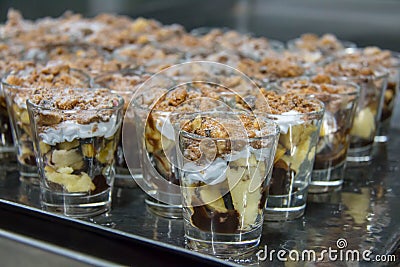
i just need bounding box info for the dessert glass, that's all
[27,88,123,217]
[323,62,389,162]
[331,47,400,142]
[279,76,359,192]
[258,91,325,220]
[2,66,90,178]
[175,112,279,256]
[128,61,272,219]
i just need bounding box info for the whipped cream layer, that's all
[183,146,271,185]
[269,110,305,134]
[40,115,120,145]
[156,116,175,141]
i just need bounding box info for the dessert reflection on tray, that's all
[0,8,399,264]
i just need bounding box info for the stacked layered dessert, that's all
[280,74,359,191]
[28,87,123,215]
[177,113,278,233]
[0,9,396,222]
[323,61,387,154]
[333,47,399,141]
[254,90,324,219]
[2,62,89,173]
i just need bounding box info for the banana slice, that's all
[199,186,227,213]
[227,165,263,229]
[281,136,311,173]
[96,140,116,164]
[52,148,84,170]
[350,107,375,139]
[57,140,80,151]
[274,144,286,164]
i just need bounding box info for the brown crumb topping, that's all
[4,61,89,88]
[150,83,230,112]
[294,33,345,53]
[281,76,355,95]
[94,71,151,91]
[323,61,375,77]
[30,88,121,125]
[181,114,261,139]
[238,57,305,81]
[257,90,322,114]
[337,47,399,69]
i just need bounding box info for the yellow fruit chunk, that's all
[20,110,30,124]
[57,140,80,150]
[350,107,375,139]
[39,141,51,154]
[274,144,286,164]
[281,137,311,173]
[82,144,95,158]
[199,186,227,213]
[96,141,116,164]
[45,170,95,193]
[52,149,84,170]
[227,165,263,229]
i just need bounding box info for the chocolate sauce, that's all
[91,174,109,195]
[269,160,297,195]
[191,196,239,234]
[349,137,374,149]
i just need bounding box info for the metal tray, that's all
[1,129,400,266]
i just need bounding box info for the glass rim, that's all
[93,67,149,81]
[257,95,326,118]
[26,87,125,113]
[93,67,153,94]
[322,62,390,80]
[1,68,92,91]
[131,80,241,112]
[275,76,361,97]
[287,37,357,50]
[339,47,400,68]
[177,111,280,142]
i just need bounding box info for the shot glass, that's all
[27,88,124,217]
[279,76,359,192]
[2,66,90,178]
[175,112,279,256]
[330,47,399,143]
[323,62,388,162]
[258,91,325,220]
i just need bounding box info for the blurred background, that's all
[1,0,400,123]
[1,0,399,51]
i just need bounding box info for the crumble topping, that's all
[292,33,346,52]
[181,114,261,139]
[4,61,89,88]
[149,83,231,112]
[323,61,375,77]
[280,75,356,95]
[257,90,322,114]
[238,57,305,81]
[94,70,151,91]
[30,88,121,125]
[336,47,399,69]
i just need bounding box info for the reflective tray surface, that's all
[0,129,399,266]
